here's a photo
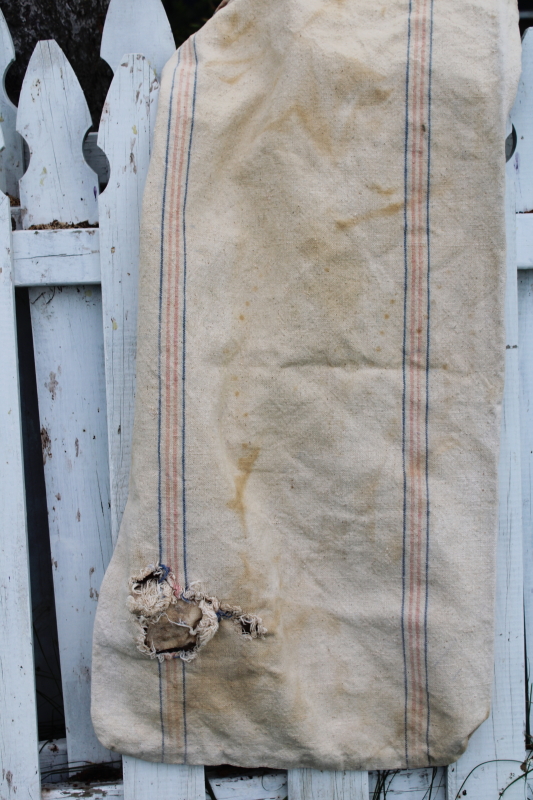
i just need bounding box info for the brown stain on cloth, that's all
[227,444,260,525]
[336,201,403,229]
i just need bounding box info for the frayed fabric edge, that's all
[127,564,267,663]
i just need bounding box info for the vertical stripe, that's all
[424,0,435,759]
[401,0,413,767]
[166,40,195,580]
[401,0,434,767]
[162,47,192,755]
[181,37,199,588]
[157,52,182,759]
[157,34,199,762]
[158,53,181,565]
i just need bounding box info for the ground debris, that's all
[28,219,99,230]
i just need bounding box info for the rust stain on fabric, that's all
[369,183,397,196]
[336,202,403,229]
[227,444,260,523]
[216,7,255,46]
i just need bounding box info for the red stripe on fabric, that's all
[164,48,188,583]
[163,40,195,582]
[170,41,194,577]
[409,0,428,740]
[414,0,430,743]
[161,38,196,757]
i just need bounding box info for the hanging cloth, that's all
[92,0,521,770]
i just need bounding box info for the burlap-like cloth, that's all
[92,0,521,770]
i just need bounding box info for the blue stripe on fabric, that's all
[158,660,165,762]
[424,0,435,764]
[401,0,413,770]
[157,51,181,762]
[158,52,181,565]
[181,36,199,590]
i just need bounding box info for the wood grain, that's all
[0,10,24,197]
[13,228,100,287]
[17,40,98,229]
[101,0,175,78]
[288,769,369,800]
[98,53,158,544]
[0,152,41,800]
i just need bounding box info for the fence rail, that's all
[0,1,532,798]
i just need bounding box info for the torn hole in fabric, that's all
[127,564,267,663]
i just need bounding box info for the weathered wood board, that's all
[0,11,24,197]
[98,53,158,544]
[15,37,114,767]
[13,229,100,287]
[512,29,533,214]
[100,0,175,78]
[122,758,205,800]
[0,158,41,800]
[29,284,114,766]
[288,769,369,800]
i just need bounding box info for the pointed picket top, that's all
[98,53,159,164]
[101,0,175,78]
[511,27,533,213]
[0,11,24,197]
[98,54,159,542]
[17,40,98,229]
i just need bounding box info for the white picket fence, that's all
[0,1,532,798]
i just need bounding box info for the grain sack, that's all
[91,0,521,770]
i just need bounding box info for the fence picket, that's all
[287,769,369,800]
[17,40,98,228]
[28,284,115,767]
[446,148,526,800]
[0,146,41,798]
[98,53,159,544]
[122,758,205,800]
[369,769,446,798]
[15,40,114,766]
[518,269,533,756]
[101,0,175,78]
[517,32,533,790]
[0,11,24,198]
[512,28,533,213]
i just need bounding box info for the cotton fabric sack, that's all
[92,0,521,770]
